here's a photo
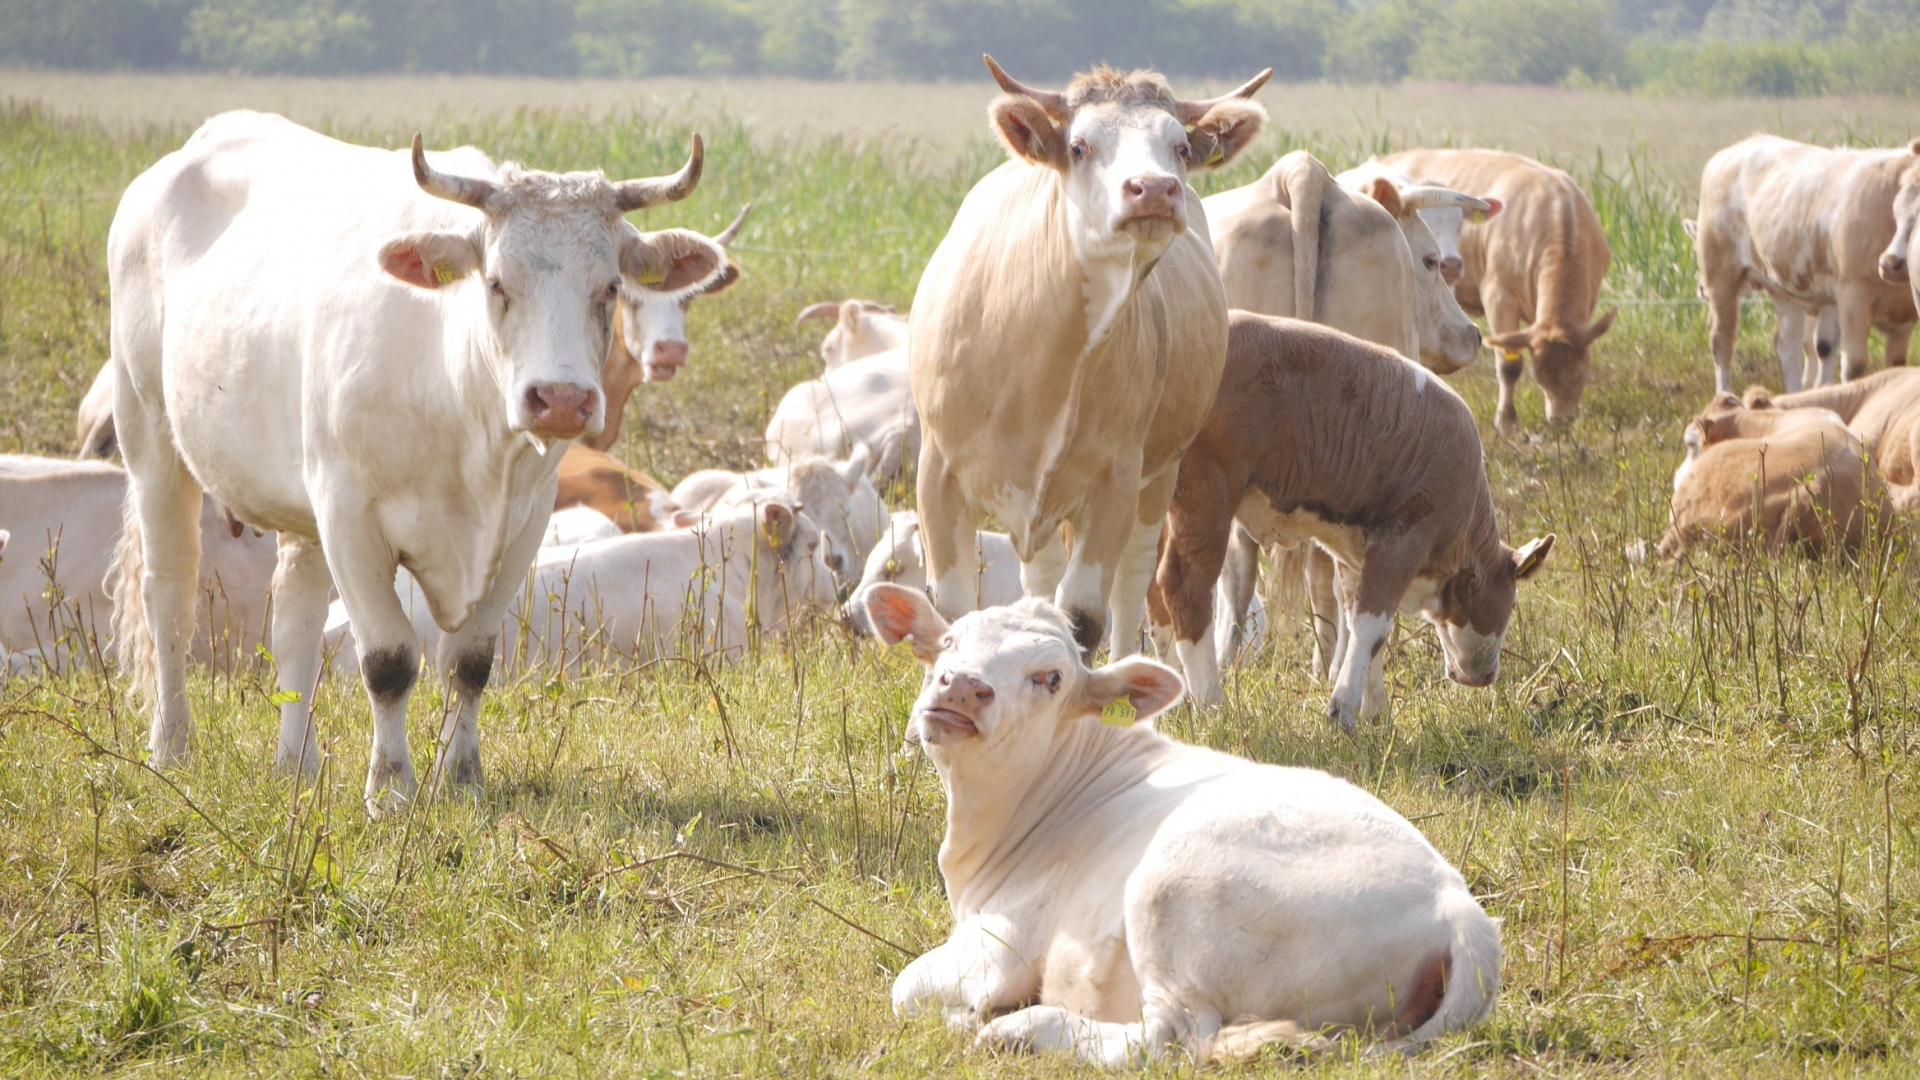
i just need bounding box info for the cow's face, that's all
[1492,309,1615,427]
[753,500,840,618]
[379,135,722,443]
[1882,140,1920,291]
[1401,210,1483,373]
[614,261,740,387]
[986,60,1267,268]
[858,585,1183,765]
[1425,535,1553,688]
[845,514,925,634]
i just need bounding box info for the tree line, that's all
[4,0,1917,96]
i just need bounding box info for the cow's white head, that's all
[984,56,1268,267]
[858,584,1184,765]
[1419,534,1553,688]
[614,202,751,390]
[796,298,907,370]
[377,135,724,443]
[1363,177,1494,374]
[1880,139,1920,293]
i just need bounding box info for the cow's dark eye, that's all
[1175,142,1192,160]
[1423,255,1440,272]
[603,280,620,302]
[1070,138,1087,162]
[1031,670,1061,694]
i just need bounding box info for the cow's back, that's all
[1384,148,1609,323]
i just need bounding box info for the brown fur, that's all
[1382,148,1613,429]
[1151,313,1526,642]
[1661,408,1886,558]
[1741,368,1920,502]
[554,446,674,532]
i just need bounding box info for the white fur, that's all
[672,453,885,590]
[764,349,918,488]
[542,506,622,547]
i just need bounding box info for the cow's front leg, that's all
[270,535,333,776]
[893,920,1038,1032]
[430,505,545,792]
[319,517,422,815]
[1328,548,1414,732]
[1106,472,1174,660]
[1885,320,1911,368]
[1836,285,1875,382]
[915,438,980,621]
[1774,302,1810,393]
[1056,461,1144,655]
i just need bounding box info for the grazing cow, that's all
[861,584,1500,1065]
[1694,135,1920,394]
[850,509,1265,668]
[1,456,275,676]
[912,58,1269,654]
[670,450,884,588]
[543,505,623,547]
[1383,148,1615,430]
[585,203,752,451]
[1660,399,1884,558]
[1206,151,1488,376]
[554,445,679,533]
[794,298,907,370]
[107,110,722,809]
[1738,367,1920,510]
[1340,158,1505,287]
[1151,314,1553,725]
[328,499,836,674]
[764,348,918,486]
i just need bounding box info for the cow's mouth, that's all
[644,362,682,382]
[1117,212,1183,236]
[916,707,979,738]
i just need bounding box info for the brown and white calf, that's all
[1661,398,1885,558]
[1694,136,1920,393]
[1738,367,1920,510]
[1150,314,1552,726]
[1383,148,1615,430]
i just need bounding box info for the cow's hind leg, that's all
[270,535,333,776]
[978,990,1217,1067]
[1885,320,1912,368]
[1774,302,1809,393]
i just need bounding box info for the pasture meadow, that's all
[2,77,1919,1076]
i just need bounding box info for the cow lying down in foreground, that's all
[859,584,1499,1066]
[1152,313,1552,726]
[1660,395,1886,559]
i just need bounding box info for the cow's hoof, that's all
[1326,698,1361,734]
[978,1006,1072,1054]
[431,749,485,792]
[364,757,419,817]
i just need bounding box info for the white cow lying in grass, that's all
[542,505,623,547]
[793,298,907,370]
[859,584,1499,1066]
[849,511,1266,669]
[1,455,276,677]
[329,500,836,674]
[669,450,885,590]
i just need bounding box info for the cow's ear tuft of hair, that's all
[990,95,1067,169]
[1185,100,1265,171]
[378,231,481,290]
[1513,534,1555,581]
[1081,657,1185,724]
[858,583,949,663]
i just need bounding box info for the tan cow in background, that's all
[1741,367,1920,510]
[1384,148,1615,430]
[1693,136,1919,394]
[910,57,1268,653]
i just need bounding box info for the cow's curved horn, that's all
[1396,185,1492,216]
[614,133,704,213]
[715,202,753,247]
[411,133,498,211]
[794,301,840,328]
[984,54,1067,119]
[1174,69,1274,125]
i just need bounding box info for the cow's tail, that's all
[1274,151,1327,321]
[1207,889,1501,1062]
[108,487,157,708]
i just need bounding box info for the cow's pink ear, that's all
[1185,100,1266,170]
[670,509,702,528]
[378,231,481,290]
[1513,534,1555,581]
[1081,657,1185,724]
[699,262,743,296]
[1364,176,1404,219]
[1475,197,1505,223]
[859,583,948,663]
[990,95,1066,169]
[1910,137,1920,156]
[623,227,725,295]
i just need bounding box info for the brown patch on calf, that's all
[554,445,674,532]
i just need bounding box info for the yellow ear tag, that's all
[638,267,666,286]
[1205,146,1225,167]
[433,264,459,285]
[763,519,788,548]
[1101,698,1137,726]
[1502,349,1524,363]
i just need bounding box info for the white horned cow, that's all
[912,57,1269,654]
[1694,135,1920,393]
[71,203,751,463]
[861,584,1500,1066]
[793,298,907,370]
[764,348,917,487]
[1382,148,1615,430]
[107,110,723,810]
[1339,158,1503,287]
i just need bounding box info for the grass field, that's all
[2,76,1919,1076]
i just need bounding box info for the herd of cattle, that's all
[6,57,1920,1064]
